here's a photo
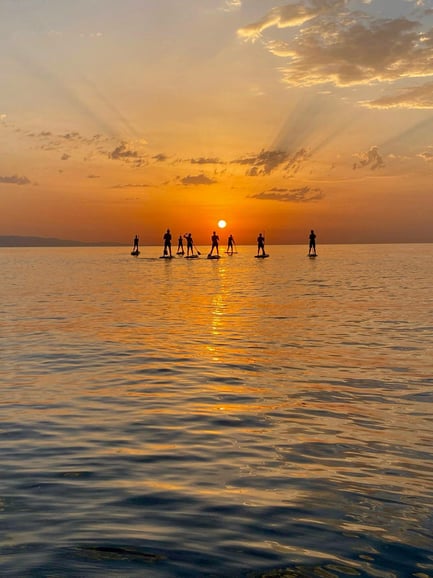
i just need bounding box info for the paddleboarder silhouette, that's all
[227,234,235,254]
[184,233,194,256]
[257,233,265,256]
[131,234,139,255]
[209,231,219,256]
[309,229,317,256]
[177,235,184,255]
[163,228,172,257]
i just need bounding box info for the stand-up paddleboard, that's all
[207,254,221,260]
[176,251,185,256]
[131,250,140,256]
[308,254,318,258]
[160,255,174,259]
[185,254,199,259]
[255,254,269,259]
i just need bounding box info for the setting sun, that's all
[217,220,227,229]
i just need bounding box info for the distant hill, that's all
[0,236,124,247]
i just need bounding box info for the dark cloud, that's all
[233,149,290,175]
[61,131,82,141]
[284,148,311,174]
[190,157,223,165]
[353,146,385,170]
[180,174,217,185]
[108,142,146,167]
[0,175,31,185]
[153,153,168,162]
[61,153,70,161]
[232,148,311,176]
[111,183,151,189]
[249,186,323,202]
[110,142,139,160]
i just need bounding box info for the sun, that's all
[217,219,227,229]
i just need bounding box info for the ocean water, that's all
[1,244,433,578]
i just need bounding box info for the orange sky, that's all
[1,0,433,245]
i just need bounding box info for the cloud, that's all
[364,81,433,109]
[87,174,100,179]
[61,153,70,161]
[353,146,385,170]
[111,183,151,189]
[418,146,433,161]
[239,1,433,93]
[224,0,242,12]
[109,142,146,167]
[232,148,310,176]
[249,186,323,202]
[0,175,31,185]
[238,3,322,39]
[180,174,217,185]
[284,148,311,174]
[28,130,105,145]
[109,142,139,160]
[233,149,290,175]
[190,157,223,165]
[153,153,168,162]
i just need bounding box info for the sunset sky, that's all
[1,0,433,245]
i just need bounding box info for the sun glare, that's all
[218,219,227,229]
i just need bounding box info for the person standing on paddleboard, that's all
[227,234,235,254]
[184,233,194,256]
[209,231,219,256]
[163,228,172,257]
[177,235,184,255]
[257,233,265,256]
[309,229,317,256]
[133,234,139,253]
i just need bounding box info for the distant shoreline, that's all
[0,236,125,247]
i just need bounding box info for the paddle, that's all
[193,245,201,256]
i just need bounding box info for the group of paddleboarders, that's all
[131,229,317,258]
[161,230,237,258]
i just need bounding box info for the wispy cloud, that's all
[238,3,321,39]
[0,175,31,185]
[364,81,433,109]
[249,186,323,202]
[190,157,223,165]
[418,146,433,161]
[111,183,151,189]
[224,0,242,12]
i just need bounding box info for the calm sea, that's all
[1,244,433,578]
